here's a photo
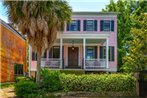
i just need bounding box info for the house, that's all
[29,12,118,76]
[0,19,27,83]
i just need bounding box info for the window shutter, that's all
[100,46,103,59]
[78,20,80,31]
[100,20,103,31]
[49,48,53,58]
[83,20,86,31]
[32,52,37,61]
[112,47,114,61]
[94,20,97,31]
[66,24,70,31]
[95,46,97,59]
[111,20,114,31]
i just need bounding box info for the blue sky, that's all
[0,0,112,23]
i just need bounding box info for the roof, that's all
[0,19,26,41]
[73,12,119,15]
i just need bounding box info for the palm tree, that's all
[3,1,72,84]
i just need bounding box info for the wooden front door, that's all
[68,47,78,68]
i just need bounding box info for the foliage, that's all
[60,70,85,75]
[102,0,147,71]
[3,1,72,84]
[1,83,14,89]
[15,80,38,98]
[122,14,147,72]
[40,69,61,92]
[60,73,136,95]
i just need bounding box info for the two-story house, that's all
[29,12,118,76]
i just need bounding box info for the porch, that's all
[40,37,109,70]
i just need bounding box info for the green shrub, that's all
[15,76,30,82]
[40,69,61,92]
[60,73,136,94]
[15,80,38,98]
[60,70,85,75]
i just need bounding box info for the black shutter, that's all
[78,20,80,31]
[66,23,70,31]
[83,20,86,31]
[100,20,103,31]
[95,46,97,59]
[111,20,114,31]
[94,20,97,31]
[32,52,37,61]
[112,47,114,61]
[100,46,103,59]
[49,48,53,58]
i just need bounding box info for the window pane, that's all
[103,20,110,31]
[86,20,94,31]
[67,20,80,31]
[53,47,60,58]
[32,52,37,61]
[86,46,96,59]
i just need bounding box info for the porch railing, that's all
[85,59,106,69]
[44,58,60,68]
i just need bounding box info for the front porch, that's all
[40,37,109,70]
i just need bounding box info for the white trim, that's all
[57,33,110,39]
[83,38,86,69]
[60,38,63,69]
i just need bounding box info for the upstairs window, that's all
[84,20,97,31]
[100,20,114,32]
[67,20,80,31]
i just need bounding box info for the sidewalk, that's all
[0,87,16,98]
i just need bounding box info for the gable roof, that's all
[0,19,26,41]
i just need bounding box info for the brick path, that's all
[0,87,16,98]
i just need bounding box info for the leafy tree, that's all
[122,14,147,72]
[3,1,72,84]
[102,0,147,71]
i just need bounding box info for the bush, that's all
[15,80,38,98]
[40,69,61,92]
[15,76,30,82]
[60,70,85,75]
[60,73,136,95]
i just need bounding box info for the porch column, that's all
[106,38,109,68]
[60,38,63,69]
[83,38,86,69]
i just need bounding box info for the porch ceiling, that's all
[55,39,106,44]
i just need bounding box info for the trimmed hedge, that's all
[60,73,136,95]
[60,70,85,75]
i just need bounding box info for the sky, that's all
[0,0,112,23]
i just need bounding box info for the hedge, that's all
[60,73,137,95]
[60,70,85,75]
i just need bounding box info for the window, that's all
[67,20,80,31]
[86,46,97,59]
[100,20,114,31]
[42,51,47,58]
[14,64,23,75]
[100,46,114,61]
[49,46,60,58]
[32,52,37,61]
[84,20,97,31]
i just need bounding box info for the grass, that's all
[1,83,14,89]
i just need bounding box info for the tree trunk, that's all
[36,52,41,85]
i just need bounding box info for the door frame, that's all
[67,46,80,66]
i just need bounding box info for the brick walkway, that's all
[0,87,16,98]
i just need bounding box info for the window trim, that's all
[86,20,94,31]
[100,20,114,32]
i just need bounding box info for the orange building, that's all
[0,19,27,83]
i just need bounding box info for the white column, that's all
[83,38,86,69]
[106,38,109,68]
[60,38,63,69]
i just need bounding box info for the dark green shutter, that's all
[66,24,70,31]
[100,46,103,59]
[49,48,53,58]
[111,20,114,31]
[95,46,97,59]
[83,20,86,31]
[94,20,97,31]
[100,20,103,31]
[112,47,114,61]
[78,20,80,31]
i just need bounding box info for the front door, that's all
[68,47,78,68]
